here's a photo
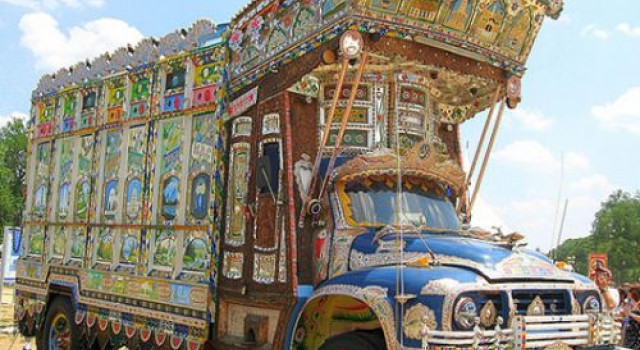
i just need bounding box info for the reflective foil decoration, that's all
[480,300,497,327]
[403,303,436,340]
[527,295,546,316]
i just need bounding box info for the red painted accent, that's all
[188,340,202,350]
[74,311,85,325]
[87,314,96,328]
[155,331,167,346]
[111,321,121,335]
[283,92,298,295]
[171,335,184,350]
[333,302,370,311]
[98,319,109,331]
[140,328,152,342]
[125,326,137,339]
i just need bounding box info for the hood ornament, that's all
[459,226,527,250]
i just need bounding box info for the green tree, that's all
[591,190,640,284]
[554,190,640,285]
[0,118,27,244]
[553,235,594,276]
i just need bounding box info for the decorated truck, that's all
[15,1,624,350]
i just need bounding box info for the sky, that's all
[0,0,638,252]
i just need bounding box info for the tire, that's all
[40,297,83,350]
[319,332,386,350]
[354,331,386,350]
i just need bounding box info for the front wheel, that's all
[40,297,83,350]
[319,331,386,350]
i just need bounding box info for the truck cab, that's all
[288,139,619,350]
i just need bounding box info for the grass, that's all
[0,284,33,350]
[1,285,15,327]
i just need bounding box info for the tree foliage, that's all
[0,118,27,244]
[554,190,640,285]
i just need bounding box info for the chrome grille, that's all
[512,290,569,316]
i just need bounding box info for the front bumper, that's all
[418,314,622,350]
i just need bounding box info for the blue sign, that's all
[2,227,22,283]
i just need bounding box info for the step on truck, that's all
[15,0,624,349]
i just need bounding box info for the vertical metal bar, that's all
[468,96,507,215]
[297,58,350,227]
[457,85,502,215]
[318,58,350,159]
[319,52,369,198]
[468,85,502,182]
[283,92,298,296]
[550,152,565,260]
[555,199,569,257]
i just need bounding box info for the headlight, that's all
[582,296,601,314]
[454,297,478,330]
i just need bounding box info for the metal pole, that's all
[319,52,369,199]
[468,85,503,182]
[297,58,350,227]
[468,97,507,215]
[555,199,569,257]
[458,85,502,214]
[550,153,565,260]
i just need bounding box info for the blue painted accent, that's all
[283,285,315,350]
[351,231,512,270]
[49,280,80,309]
[62,118,74,132]
[323,265,480,296]
[349,230,574,282]
[162,93,185,112]
[526,248,555,264]
[198,23,229,47]
[318,156,353,179]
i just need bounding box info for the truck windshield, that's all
[343,181,460,230]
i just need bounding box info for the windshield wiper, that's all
[371,224,418,244]
[371,225,439,265]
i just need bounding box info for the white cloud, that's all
[565,151,590,171]
[0,112,28,127]
[568,174,615,195]
[510,108,553,131]
[19,12,144,70]
[0,0,103,10]
[491,174,616,251]
[616,23,640,38]
[494,140,593,174]
[581,24,610,40]
[592,87,640,135]
[470,197,508,231]
[559,195,601,242]
[495,198,557,251]
[0,0,39,10]
[494,140,560,173]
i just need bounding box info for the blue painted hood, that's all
[323,264,481,297]
[348,230,576,282]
